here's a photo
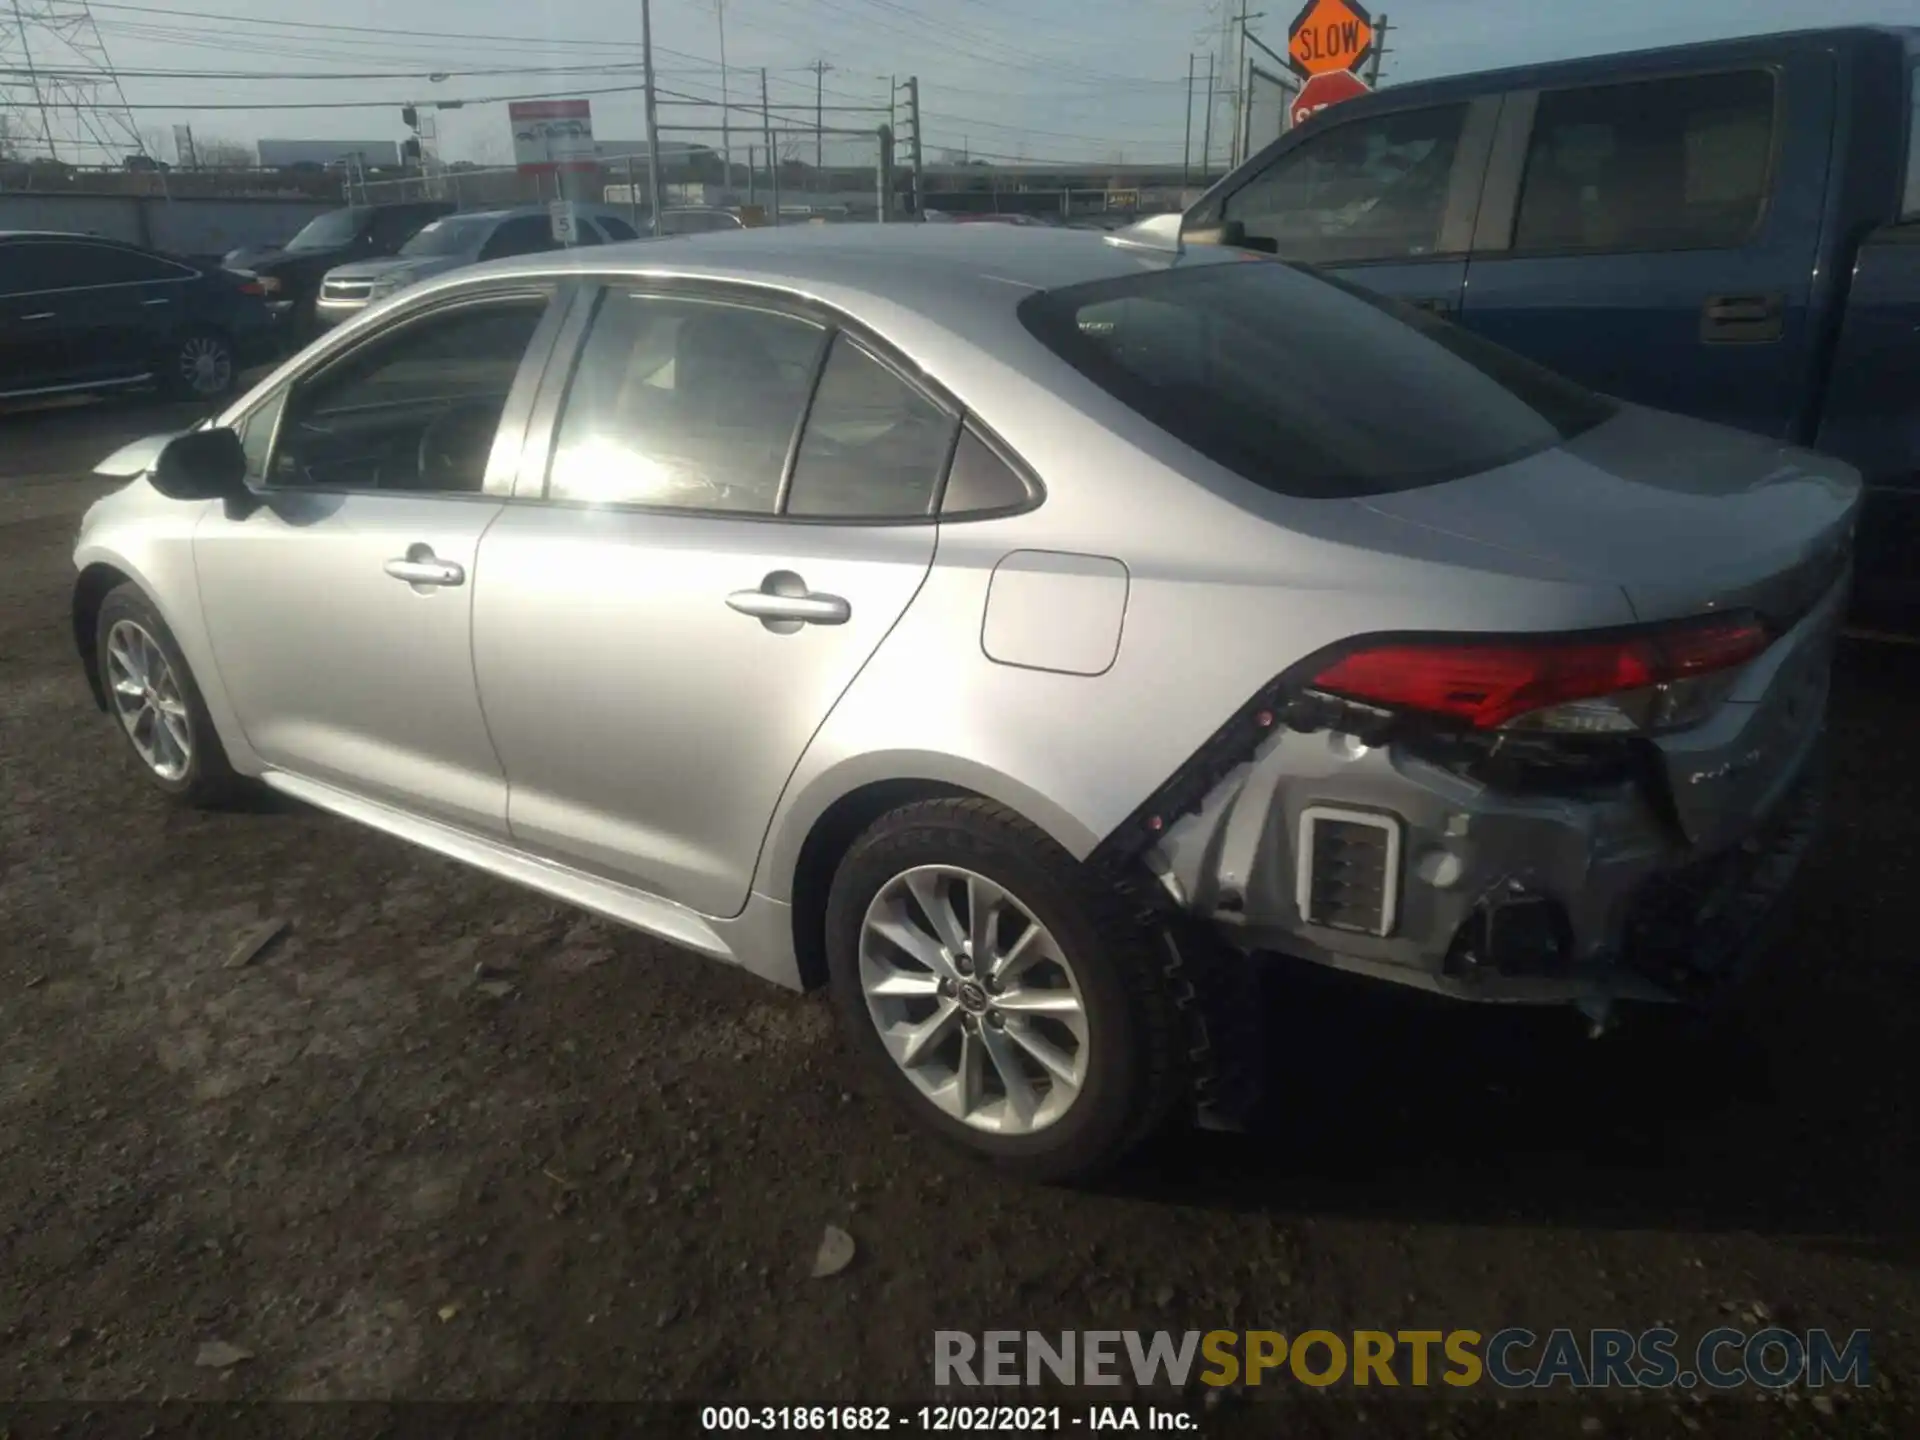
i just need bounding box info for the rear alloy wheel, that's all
[95,584,244,806]
[859,864,1091,1136]
[169,329,235,399]
[825,798,1188,1184]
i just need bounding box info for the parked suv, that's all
[223,201,454,342]
[314,206,642,329]
[0,230,277,404]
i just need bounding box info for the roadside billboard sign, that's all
[510,99,596,174]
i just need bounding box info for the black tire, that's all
[95,583,246,807]
[161,326,238,401]
[824,797,1190,1185]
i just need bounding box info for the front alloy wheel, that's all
[104,618,193,781]
[859,864,1091,1135]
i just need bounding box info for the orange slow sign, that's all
[1286,0,1375,78]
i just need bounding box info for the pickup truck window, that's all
[1514,69,1776,254]
[1219,104,1469,264]
[1020,261,1617,501]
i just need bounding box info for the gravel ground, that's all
[1,397,1915,1437]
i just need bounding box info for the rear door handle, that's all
[142,297,171,307]
[727,572,851,628]
[21,312,55,321]
[384,549,465,587]
[1701,292,1784,344]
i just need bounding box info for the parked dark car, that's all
[222,201,454,342]
[1182,25,1920,623]
[0,230,278,404]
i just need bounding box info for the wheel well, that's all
[72,564,131,711]
[788,778,972,990]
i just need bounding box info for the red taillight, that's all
[1309,614,1771,731]
[235,279,265,296]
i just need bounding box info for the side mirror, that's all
[150,427,252,508]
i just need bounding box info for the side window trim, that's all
[257,282,569,501]
[4,240,197,296]
[1484,64,1785,260]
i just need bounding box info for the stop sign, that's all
[1291,69,1371,129]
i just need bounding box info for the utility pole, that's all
[639,0,666,234]
[1366,13,1392,87]
[1182,53,1195,190]
[715,0,731,193]
[1200,53,1215,179]
[897,76,923,218]
[760,66,777,224]
[1231,0,1249,167]
[807,58,834,180]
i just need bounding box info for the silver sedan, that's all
[73,225,1857,1181]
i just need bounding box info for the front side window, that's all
[268,295,550,493]
[1019,261,1617,500]
[1513,69,1776,253]
[1220,104,1468,263]
[547,291,826,512]
[785,334,956,518]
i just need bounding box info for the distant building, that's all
[256,139,401,169]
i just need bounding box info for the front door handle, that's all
[20,312,54,321]
[1407,295,1456,316]
[727,570,851,629]
[384,546,465,587]
[1701,292,1784,344]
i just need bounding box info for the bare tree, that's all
[194,135,257,169]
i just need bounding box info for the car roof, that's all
[464,222,1233,312]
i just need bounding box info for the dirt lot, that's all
[1,397,1916,1436]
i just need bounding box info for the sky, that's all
[13,0,1919,169]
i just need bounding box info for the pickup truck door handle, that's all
[1406,295,1457,317]
[1701,293,1785,344]
[727,573,851,628]
[383,550,465,587]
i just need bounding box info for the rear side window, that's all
[785,334,956,518]
[1019,261,1617,500]
[68,244,192,285]
[1514,70,1776,253]
[1220,104,1469,263]
[597,215,639,241]
[547,291,826,512]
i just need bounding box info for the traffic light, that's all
[401,137,422,163]
[401,105,418,130]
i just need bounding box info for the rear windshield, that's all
[1018,260,1618,499]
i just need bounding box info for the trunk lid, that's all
[1356,404,1861,627]
[1358,404,1859,849]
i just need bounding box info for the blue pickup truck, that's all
[1182,25,1920,622]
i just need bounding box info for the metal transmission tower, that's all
[1,0,147,164]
